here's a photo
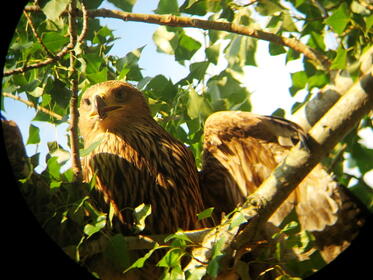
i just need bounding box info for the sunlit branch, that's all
[67,0,82,182]
[2,92,63,120]
[23,5,331,70]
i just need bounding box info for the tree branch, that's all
[88,8,331,70]
[3,3,88,77]
[3,44,73,77]
[67,0,82,182]
[2,92,63,120]
[23,10,55,58]
[291,46,373,131]
[186,70,373,275]
[23,5,331,70]
[234,71,372,247]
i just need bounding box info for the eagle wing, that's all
[200,111,365,262]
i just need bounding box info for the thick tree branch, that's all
[187,70,373,274]
[291,46,372,131]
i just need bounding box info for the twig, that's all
[75,228,211,260]
[68,0,82,182]
[23,10,55,58]
[77,2,89,44]
[2,92,63,120]
[3,45,73,77]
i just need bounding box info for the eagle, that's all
[78,80,365,278]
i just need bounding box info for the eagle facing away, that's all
[78,81,364,277]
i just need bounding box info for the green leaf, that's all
[153,26,176,55]
[124,243,160,272]
[157,248,184,268]
[291,71,308,89]
[225,36,256,67]
[28,87,44,98]
[93,26,116,44]
[83,224,100,238]
[133,203,152,233]
[286,48,300,62]
[146,75,177,101]
[331,46,347,70]
[42,0,70,22]
[173,32,201,62]
[108,0,137,12]
[42,32,69,53]
[180,61,210,84]
[117,47,145,81]
[272,108,285,118]
[207,237,226,277]
[298,231,315,253]
[309,31,326,51]
[82,0,104,9]
[27,124,40,144]
[48,141,70,164]
[325,3,350,35]
[162,266,184,280]
[255,0,283,16]
[229,212,248,229]
[83,53,104,73]
[281,221,300,234]
[50,180,62,189]
[365,14,373,31]
[104,234,132,271]
[47,79,71,109]
[80,135,105,157]
[164,230,193,244]
[348,139,373,173]
[291,101,303,113]
[269,42,286,56]
[349,182,373,211]
[281,12,298,32]
[154,0,179,14]
[197,207,214,221]
[206,43,220,65]
[84,214,106,238]
[187,87,212,119]
[86,68,108,83]
[308,71,329,89]
[351,1,370,16]
[46,156,61,180]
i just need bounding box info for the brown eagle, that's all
[78,80,365,278]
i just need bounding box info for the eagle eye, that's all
[114,89,126,101]
[83,98,91,106]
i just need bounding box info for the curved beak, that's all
[89,95,122,120]
[89,95,107,119]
